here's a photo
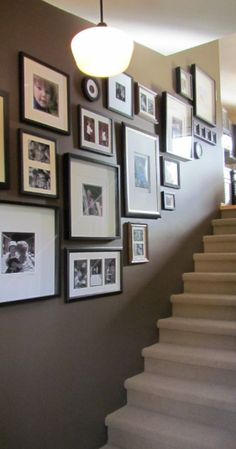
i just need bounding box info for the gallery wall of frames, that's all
[0,51,218,306]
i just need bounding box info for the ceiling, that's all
[44,0,236,122]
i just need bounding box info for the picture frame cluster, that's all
[0,48,218,304]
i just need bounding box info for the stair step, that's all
[171,293,236,320]
[143,343,236,387]
[125,372,236,432]
[220,205,236,219]
[158,317,236,349]
[183,272,236,295]
[203,234,236,252]
[212,218,236,235]
[194,252,236,272]
[106,405,236,449]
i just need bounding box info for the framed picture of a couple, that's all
[0,201,59,305]
[79,106,113,156]
[65,153,121,240]
[19,52,70,134]
[65,248,122,301]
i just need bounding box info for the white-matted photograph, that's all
[107,73,134,118]
[128,222,149,264]
[79,105,113,156]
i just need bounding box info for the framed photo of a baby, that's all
[19,52,70,134]
[79,106,113,156]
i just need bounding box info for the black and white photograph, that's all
[107,73,134,118]
[84,115,95,143]
[128,222,149,264]
[82,184,103,217]
[79,106,113,156]
[65,249,122,301]
[116,82,126,102]
[135,83,158,122]
[98,121,109,147]
[1,232,35,274]
[19,129,57,198]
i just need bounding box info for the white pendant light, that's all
[71,0,134,78]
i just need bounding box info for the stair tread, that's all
[125,372,236,411]
[194,252,236,260]
[142,342,236,369]
[183,272,236,281]
[171,292,236,305]
[158,316,236,335]
[106,405,235,448]
[204,234,236,241]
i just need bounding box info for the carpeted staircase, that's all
[99,205,236,449]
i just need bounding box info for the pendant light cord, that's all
[98,0,107,26]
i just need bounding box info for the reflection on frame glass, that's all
[123,124,161,218]
[161,156,180,189]
[65,153,121,240]
[65,248,122,301]
[135,83,158,123]
[19,129,58,198]
[128,222,149,264]
[161,191,176,210]
[0,90,9,189]
[107,73,134,119]
[162,91,193,161]
[19,52,70,134]
[79,105,113,156]
[0,201,59,305]
[175,67,193,101]
[191,64,216,126]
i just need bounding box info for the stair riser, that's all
[159,328,236,351]
[184,280,236,295]
[213,225,236,235]
[204,241,236,252]
[172,304,236,321]
[144,358,236,387]
[194,260,236,272]
[127,390,236,433]
[221,210,236,219]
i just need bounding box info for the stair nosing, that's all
[157,316,236,335]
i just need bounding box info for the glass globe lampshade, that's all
[71,24,134,78]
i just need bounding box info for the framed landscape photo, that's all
[162,91,193,161]
[65,248,122,302]
[0,90,9,189]
[175,67,193,101]
[135,83,158,122]
[107,73,134,119]
[19,129,58,198]
[191,64,216,126]
[79,105,113,156]
[123,124,161,218]
[19,52,70,134]
[0,201,59,305]
[161,157,180,189]
[161,191,176,210]
[128,222,149,264]
[65,153,121,240]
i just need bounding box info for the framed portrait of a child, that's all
[19,52,70,135]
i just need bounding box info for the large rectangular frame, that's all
[123,124,161,218]
[65,248,122,302]
[162,91,193,161]
[191,64,216,126]
[19,52,70,135]
[0,90,9,189]
[0,201,60,305]
[65,153,121,240]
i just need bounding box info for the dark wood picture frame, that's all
[175,67,193,101]
[191,64,216,126]
[161,191,176,210]
[79,105,113,156]
[161,156,180,189]
[135,83,158,123]
[0,90,9,189]
[107,72,134,119]
[81,77,101,102]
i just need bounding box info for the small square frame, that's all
[79,105,113,156]
[191,64,216,126]
[161,156,180,189]
[175,67,193,101]
[107,73,134,119]
[128,222,149,264]
[65,248,122,302]
[161,191,176,210]
[135,83,158,122]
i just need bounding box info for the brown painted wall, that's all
[0,1,224,449]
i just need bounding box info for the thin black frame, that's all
[79,105,113,156]
[107,72,134,119]
[135,83,158,123]
[65,248,122,302]
[0,90,9,189]
[19,51,70,135]
[81,77,101,102]
[191,64,216,126]
[161,191,176,210]
[123,123,161,219]
[161,156,180,189]
[162,91,193,161]
[64,153,121,240]
[127,222,149,264]
[175,67,193,101]
[19,128,58,198]
[0,200,60,306]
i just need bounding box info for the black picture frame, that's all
[0,90,9,189]
[161,191,176,210]
[65,248,122,302]
[81,77,101,102]
[64,153,121,240]
[191,64,216,126]
[107,73,134,119]
[175,67,193,101]
[0,201,60,305]
[19,129,58,198]
[135,83,158,123]
[161,156,180,189]
[19,52,70,135]
[79,105,113,156]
